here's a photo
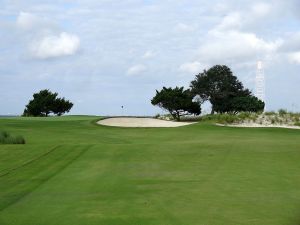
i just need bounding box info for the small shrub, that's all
[274,116,280,123]
[238,112,251,120]
[208,115,218,121]
[225,115,238,124]
[278,109,287,116]
[271,118,275,124]
[295,122,300,127]
[264,111,276,116]
[0,131,25,144]
[199,113,242,124]
[180,116,201,122]
[14,135,26,144]
[199,114,217,121]
[162,114,173,121]
[154,114,160,119]
[0,131,9,138]
[216,114,239,124]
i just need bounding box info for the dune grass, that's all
[0,116,300,225]
[0,131,25,144]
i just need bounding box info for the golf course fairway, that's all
[1,116,300,225]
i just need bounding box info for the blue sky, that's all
[0,0,300,115]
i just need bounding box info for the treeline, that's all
[151,65,264,121]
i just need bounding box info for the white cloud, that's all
[252,2,271,17]
[126,64,147,76]
[278,32,300,64]
[175,23,195,32]
[179,61,206,74]
[30,32,80,59]
[142,50,155,59]
[196,1,284,67]
[216,13,242,31]
[216,3,272,32]
[288,52,300,64]
[213,3,230,13]
[279,32,300,52]
[17,11,38,30]
[197,30,282,64]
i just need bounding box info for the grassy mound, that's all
[0,131,25,144]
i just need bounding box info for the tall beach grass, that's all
[0,131,25,144]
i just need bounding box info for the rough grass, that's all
[0,116,300,225]
[0,131,25,144]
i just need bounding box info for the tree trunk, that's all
[176,111,180,121]
[169,111,177,121]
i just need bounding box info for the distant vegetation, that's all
[23,89,73,117]
[152,65,265,120]
[0,131,25,144]
[176,109,300,126]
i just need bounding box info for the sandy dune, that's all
[97,117,196,127]
[216,123,300,130]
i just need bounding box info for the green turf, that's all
[0,116,300,225]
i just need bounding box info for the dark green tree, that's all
[190,65,260,114]
[52,97,73,116]
[23,90,73,116]
[151,87,201,121]
[229,96,265,113]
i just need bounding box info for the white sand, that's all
[97,117,196,128]
[216,123,300,130]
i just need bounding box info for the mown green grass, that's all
[0,116,300,225]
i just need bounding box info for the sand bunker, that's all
[97,117,196,128]
[216,123,300,130]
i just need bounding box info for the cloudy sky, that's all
[1,0,300,115]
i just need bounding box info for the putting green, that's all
[0,116,300,225]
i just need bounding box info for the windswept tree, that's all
[52,97,74,116]
[190,65,264,113]
[23,89,73,117]
[151,86,201,121]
